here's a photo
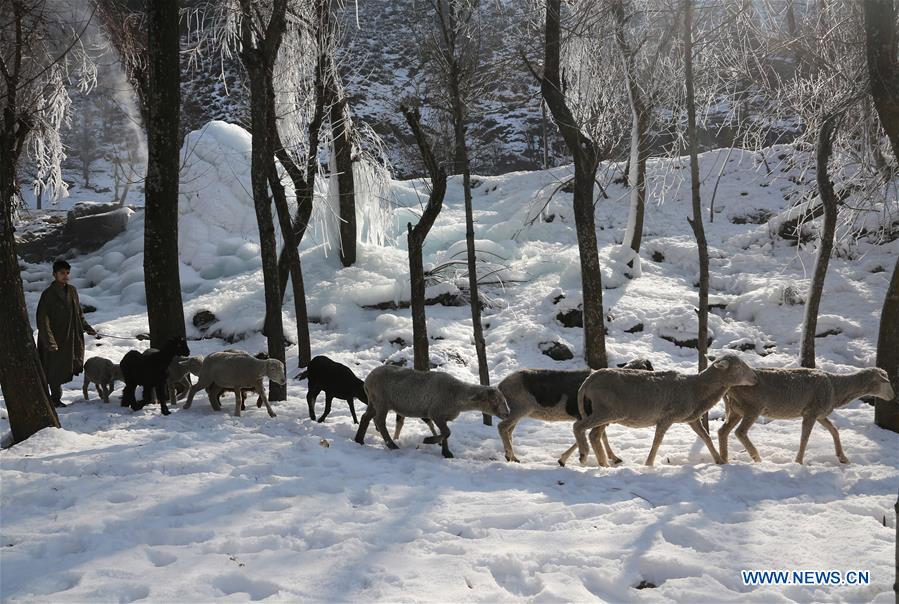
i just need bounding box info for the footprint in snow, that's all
[146,548,177,567]
[212,574,280,601]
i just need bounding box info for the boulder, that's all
[539,341,574,361]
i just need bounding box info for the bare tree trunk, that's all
[453,97,491,424]
[875,258,899,433]
[268,152,311,368]
[541,100,549,170]
[863,0,899,163]
[0,58,60,442]
[239,0,288,401]
[274,0,329,314]
[682,0,710,431]
[613,0,649,254]
[535,0,607,369]
[800,116,838,369]
[624,109,649,253]
[401,106,447,372]
[432,0,494,423]
[682,0,709,374]
[331,94,356,267]
[1,171,61,445]
[143,2,186,349]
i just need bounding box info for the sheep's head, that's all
[166,336,190,357]
[621,358,654,371]
[866,368,895,401]
[266,359,287,385]
[711,354,757,386]
[471,387,510,419]
[187,356,204,376]
[112,364,124,382]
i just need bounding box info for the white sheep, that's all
[356,365,510,458]
[720,367,895,464]
[567,355,758,467]
[83,357,123,403]
[183,351,286,417]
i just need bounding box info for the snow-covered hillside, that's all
[2,122,897,602]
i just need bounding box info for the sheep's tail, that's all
[577,387,588,420]
[295,370,308,381]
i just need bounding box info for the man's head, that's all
[52,259,71,285]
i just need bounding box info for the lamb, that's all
[355,365,511,458]
[82,357,123,403]
[183,351,286,417]
[211,350,265,410]
[566,354,758,467]
[165,355,203,407]
[720,367,895,464]
[297,355,368,423]
[497,358,654,464]
[120,337,190,415]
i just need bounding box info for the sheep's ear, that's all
[715,358,730,369]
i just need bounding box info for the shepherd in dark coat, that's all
[36,259,96,406]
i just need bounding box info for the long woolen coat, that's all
[36,281,92,385]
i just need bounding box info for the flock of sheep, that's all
[81,338,895,467]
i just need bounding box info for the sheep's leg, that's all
[497,415,522,463]
[157,384,171,416]
[83,379,90,401]
[601,430,622,465]
[557,443,578,467]
[131,385,148,411]
[688,419,723,463]
[348,398,358,424]
[434,419,453,459]
[717,411,742,463]
[317,395,333,423]
[95,383,104,400]
[573,418,595,466]
[355,406,376,445]
[734,414,761,462]
[100,383,110,404]
[374,409,399,450]
[795,415,816,464]
[393,414,405,440]
[257,380,276,418]
[589,426,611,467]
[206,384,223,411]
[234,387,243,417]
[645,420,673,466]
[306,383,321,420]
[122,383,137,407]
[817,416,849,464]
[183,382,204,409]
[422,430,444,444]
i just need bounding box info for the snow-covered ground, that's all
[2,122,897,602]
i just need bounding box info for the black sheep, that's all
[120,337,190,415]
[297,355,367,423]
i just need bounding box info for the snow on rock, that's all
[434,238,524,284]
